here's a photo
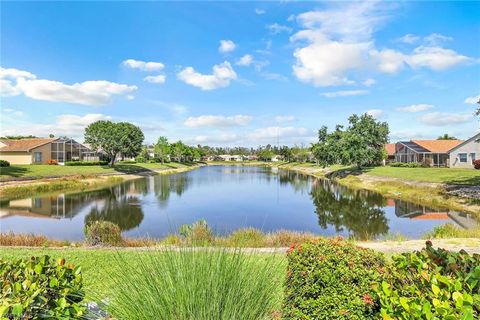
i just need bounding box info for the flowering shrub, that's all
[474,159,480,170]
[84,221,123,246]
[283,238,385,319]
[0,255,85,319]
[375,241,480,319]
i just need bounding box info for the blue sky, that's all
[1,1,479,146]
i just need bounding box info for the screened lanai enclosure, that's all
[51,138,99,163]
[394,142,449,167]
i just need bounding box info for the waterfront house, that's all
[393,139,463,167]
[0,137,97,165]
[448,132,480,168]
[384,144,396,162]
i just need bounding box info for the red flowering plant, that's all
[283,238,385,319]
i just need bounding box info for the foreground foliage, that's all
[376,241,480,320]
[283,238,385,319]
[102,248,283,320]
[0,255,85,319]
[84,221,123,246]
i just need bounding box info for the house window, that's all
[471,153,476,163]
[458,153,467,163]
[34,152,42,163]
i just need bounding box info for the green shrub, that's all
[283,238,385,319]
[389,162,423,168]
[424,224,480,239]
[375,241,480,319]
[64,161,108,166]
[0,255,85,319]
[102,248,283,320]
[118,160,136,164]
[223,228,266,247]
[0,160,10,167]
[179,219,214,245]
[84,221,123,246]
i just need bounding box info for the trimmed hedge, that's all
[283,238,385,319]
[389,162,427,168]
[0,255,85,319]
[64,161,109,166]
[376,241,480,319]
[84,221,123,246]
[0,160,10,167]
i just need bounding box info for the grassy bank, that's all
[268,162,480,216]
[0,162,195,181]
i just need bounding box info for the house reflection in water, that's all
[2,194,89,220]
[389,199,478,229]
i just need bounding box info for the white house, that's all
[448,133,480,168]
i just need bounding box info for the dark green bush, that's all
[0,160,10,167]
[389,162,423,168]
[375,241,480,319]
[283,238,385,319]
[84,221,123,246]
[0,255,85,319]
[64,161,108,166]
[118,160,136,164]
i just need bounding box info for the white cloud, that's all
[2,108,23,117]
[0,67,137,106]
[397,104,434,113]
[464,95,480,104]
[291,3,473,87]
[177,61,237,90]
[267,23,292,34]
[261,72,288,81]
[396,34,420,44]
[406,46,470,71]
[370,49,406,74]
[255,8,265,15]
[0,113,111,138]
[275,115,296,123]
[366,109,384,118]
[184,115,252,128]
[236,54,254,66]
[418,112,473,126]
[144,75,166,84]
[363,78,376,86]
[122,59,164,71]
[424,33,452,46]
[321,90,368,98]
[219,40,237,53]
[248,126,313,141]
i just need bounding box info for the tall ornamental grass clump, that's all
[283,238,385,319]
[84,221,123,246]
[102,248,283,320]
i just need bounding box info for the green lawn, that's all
[364,166,480,186]
[0,247,285,301]
[0,162,192,181]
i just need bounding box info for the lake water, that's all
[1,165,477,240]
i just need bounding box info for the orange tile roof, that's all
[384,143,396,156]
[411,140,463,153]
[0,138,57,152]
[411,213,449,220]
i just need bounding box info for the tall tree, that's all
[154,136,171,163]
[437,133,458,140]
[84,120,144,166]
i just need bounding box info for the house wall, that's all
[30,143,52,164]
[449,139,480,168]
[0,151,33,164]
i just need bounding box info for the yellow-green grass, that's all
[423,224,480,239]
[363,166,480,186]
[0,247,287,303]
[0,162,192,181]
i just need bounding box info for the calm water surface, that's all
[1,166,477,240]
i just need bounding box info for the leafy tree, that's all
[0,135,38,140]
[279,146,293,162]
[257,148,274,161]
[171,141,188,162]
[154,136,171,163]
[84,120,144,166]
[136,146,151,163]
[437,134,458,140]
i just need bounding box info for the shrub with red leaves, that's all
[473,159,480,169]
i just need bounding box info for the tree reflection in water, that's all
[310,178,389,240]
[153,173,191,208]
[84,182,145,231]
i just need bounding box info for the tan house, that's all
[0,138,96,165]
[448,133,480,168]
[393,139,464,167]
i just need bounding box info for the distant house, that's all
[215,154,245,161]
[0,138,96,165]
[448,133,480,168]
[384,143,396,162]
[271,155,284,162]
